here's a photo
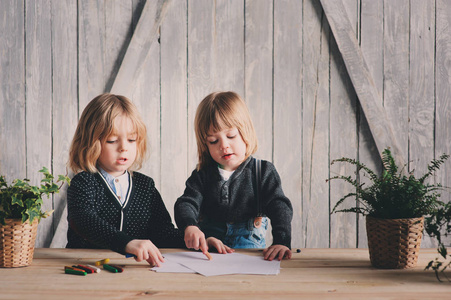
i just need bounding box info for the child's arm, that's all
[174,169,205,233]
[260,162,293,250]
[125,239,165,267]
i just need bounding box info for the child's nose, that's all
[119,141,128,152]
[219,139,229,150]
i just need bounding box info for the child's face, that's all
[206,127,247,171]
[97,114,137,177]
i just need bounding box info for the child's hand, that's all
[125,239,165,267]
[262,245,292,261]
[184,225,208,253]
[206,237,234,254]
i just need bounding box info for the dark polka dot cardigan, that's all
[66,171,185,254]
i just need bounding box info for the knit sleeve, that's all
[67,172,132,253]
[261,161,293,248]
[174,169,205,231]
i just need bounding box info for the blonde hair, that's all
[68,93,147,173]
[195,91,257,170]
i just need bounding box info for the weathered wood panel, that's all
[1,0,451,250]
[78,0,106,109]
[187,0,216,172]
[436,0,451,244]
[0,0,26,179]
[358,0,384,248]
[49,0,78,248]
[25,0,53,247]
[383,0,410,159]
[273,0,303,248]
[301,0,330,248]
[328,0,359,248]
[409,0,436,248]
[245,0,273,162]
[160,1,188,221]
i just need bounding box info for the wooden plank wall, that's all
[1,0,450,249]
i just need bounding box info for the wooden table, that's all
[0,248,450,299]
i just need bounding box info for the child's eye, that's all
[227,135,236,139]
[106,140,117,144]
[208,140,218,145]
[129,139,136,143]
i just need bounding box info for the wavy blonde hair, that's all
[68,93,147,173]
[195,91,258,170]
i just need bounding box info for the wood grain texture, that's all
[110,0,170,96]
[48,0,78,248]
[409,0,436,248]
[245,0,273,162]
[328,0,359,248]
[25,0,53,247]
[1,248,449,299]
[301,0,330,248]
[383,0,410,159]
[0,0,26,179]
[320,0,407,168]
[214,0,245,96]
[160,0,188,222]
[187,0,216,172]
[358,0,384,248]
[273,0,303,248]
[436,0,451,226]
[131,33,162,190]
[1,1,451,251]
[104,0,133,93]
[78,0,106,109]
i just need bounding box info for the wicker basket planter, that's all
[0,218,39,268]
[366,216,424,269]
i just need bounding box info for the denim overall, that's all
[200,216,268,249]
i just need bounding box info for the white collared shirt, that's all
[99,168,130,204]
[218,166,235,181]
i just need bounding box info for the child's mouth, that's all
[223,154,233,160]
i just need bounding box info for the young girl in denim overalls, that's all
[175,91,293,261]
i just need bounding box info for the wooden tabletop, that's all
[0,248,449,299]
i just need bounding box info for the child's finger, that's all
[199,237,208,254]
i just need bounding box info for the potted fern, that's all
[0,167,70,267]
[328,148,449,269]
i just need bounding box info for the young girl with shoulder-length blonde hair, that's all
[67,93,184,266]
[175,91,293,261]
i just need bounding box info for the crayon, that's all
[125,253,136,258]
[103,264,118,273]
[65,266,87,273]
[64,268,87,276]
[87,264,101,273]
[109,265,124,273]
[205,251,212,261]
[73,265,94,274]
[95,258,110,266]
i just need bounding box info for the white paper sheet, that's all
[151,252,280,276]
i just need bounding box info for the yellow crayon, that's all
[205,251,212,261]
[95,258,110,266]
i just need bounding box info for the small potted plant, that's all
[0,167,70,267]
[328,148,449,269]
[424,202,451,281]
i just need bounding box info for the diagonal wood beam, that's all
[111,0,171,94]
[320,0,407,168]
